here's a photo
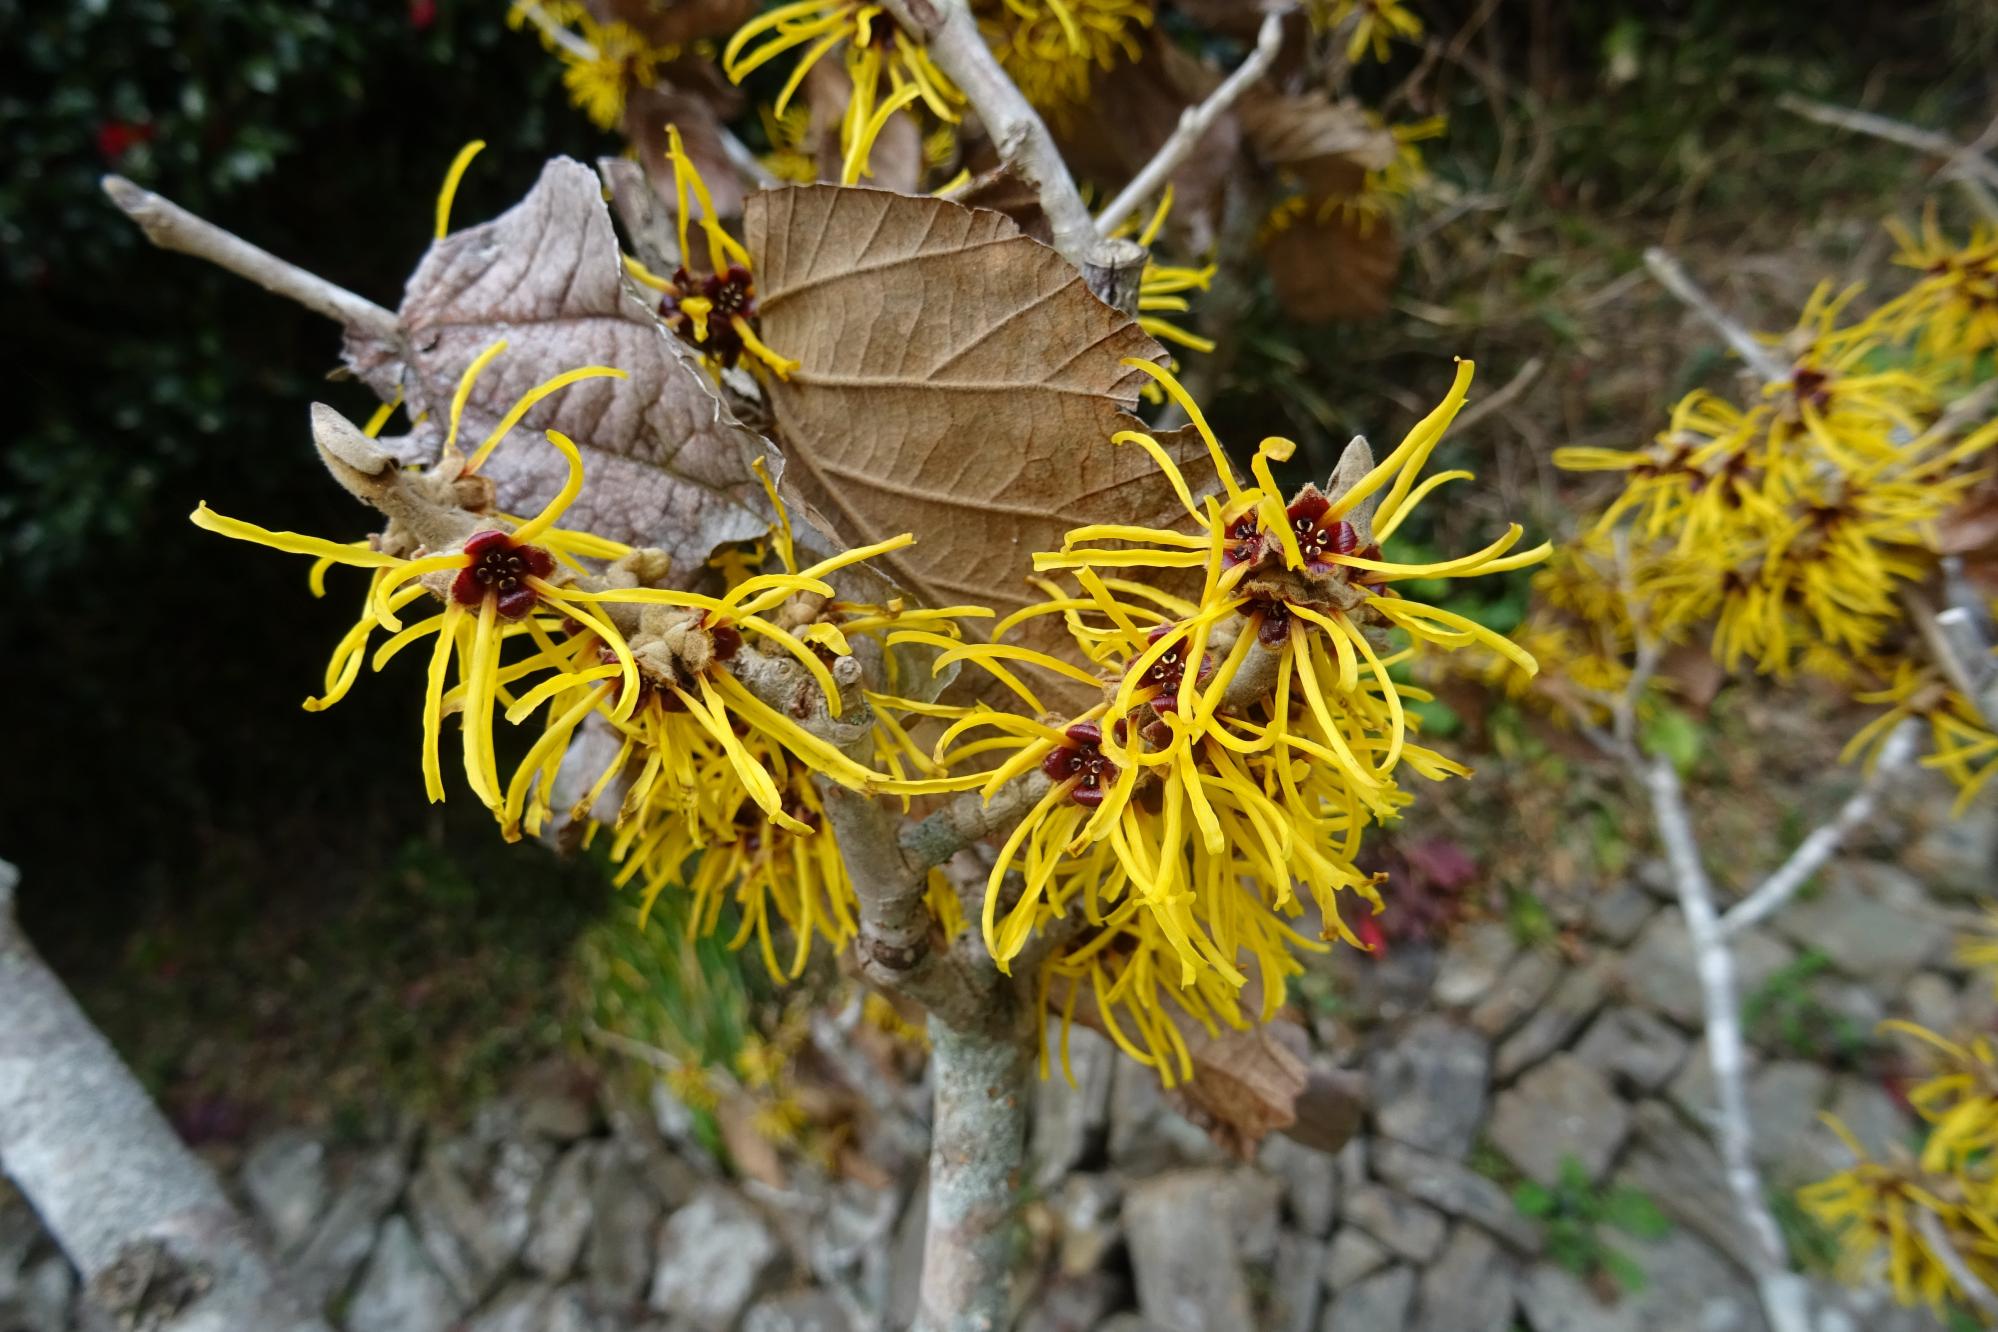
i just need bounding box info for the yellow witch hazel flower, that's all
[1310,0,1422,63]
[194,347,643,811]
[622,126,800,380]
[1882,204,1998,365]
[508,0,681,131]
[722,0,962,185]
[975,0,1153,115]
[913,357,1545,1081]
[1802,986,1998,1318]
[1118,187,1216,359]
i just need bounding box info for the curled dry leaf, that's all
[744,185,1215,698]
[343,157,773,574]
[625,84,745,222]
[1263,206,1401,324]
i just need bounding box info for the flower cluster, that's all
[921,358,1544,1078]
[1800,915,1998,1317]
[1494,221,1998,806]
[976,0,1152,117]
[508,1,682,131]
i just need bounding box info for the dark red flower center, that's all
[1791,366,1832,411]
[1040,719,1117,807]
[1140,624,1211,710]
[1285,492,1359,572]
[1222,512,1267,569]
[661,266,758,369]
[451,530,556,620]
[1249,598,1294,647]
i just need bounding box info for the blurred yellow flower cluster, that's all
[1801,914,1998,1317]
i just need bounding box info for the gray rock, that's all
[1902,972,1958,1034]
[742,1291,853,1332]
[1369,1015,1490,1159]
[648,1187,782,1329]
[888,1178,925,1332]
[1411,1225,1515,1332]
[1336,1136,1368,1195]
[1667,1036,1755,1129]
[1612,1228,1763,1330]
[1495,957,1615,1080]
[1124,1170,1255,1332]
[588,1140,665,1306]
[1053,1173,1122,1277]
[1342,1186,1446,1263]
[407,1135,551,1306]
[1032,1027,1115,1189]
[1906,788,1998,899]
[1469,949,1564,1039]
[517,1068,598,1144]
[1617,1102,1756,1258]
[292,1143,411,1310]
[1318,1263,1415,1332]
[1515,1262,1639,1332]
[1369,1140,1539,1253]
[1488,1055,1630,1186]
[1260,1133,1340,1237]
[1017,1272,1124,1332]
[469,1282,562,1332]
[1573,1006,1688,1094]
[1588,883,1656,945]
[1624,908,1794,1029]
[1108,1058,1224,1171]
[347,1215,463,1332]
[1828,1077,1914,1159]
[525,1143,595,1281]
[1225,1168,1283,1265]
[1813,977,1888,1042]
[1747,1061,1832,1179]
[1773,863,1948,983]
[1323,1226,1389,1289]
[1433,922,1520,1008]
[241,1130,328,1256]
[1268,1230,1326,1332]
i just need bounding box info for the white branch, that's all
[1094,8,1290,238]
[101,176,401,344]
[1643,247,1786,383]
[1778,94,1998,196]
[1719,720,1921,936]
[0,860,332,1332]
[1914,1209,1998,1322]
[877,0,1141,305]
[1637,764,1813,1332]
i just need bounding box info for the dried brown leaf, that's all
[1239,88,1399,174]
[624,84,744,221]
[1262,207,1401,324]
[343,157,772,573]
[745,184,1214,639]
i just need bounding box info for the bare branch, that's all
[1636,763,1813,1332]
[1093,7,1291,239]
[101,176,400,344]
[1719,720,1921,936]
[913,1012,1033,1332]
[1914,1209,1998,1322]
[1777,94,1998,211]
[0,860,333,1332]
[1642,247,1787,382]
[1450,356,1545,437]
[876,0,1139,306]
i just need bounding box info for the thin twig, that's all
[1914,1210,1998,1322]
[1718,720,1921,936]
[1638,760,1814,1332]
[877,0,1139,304]
[102,176,401,344]
[1642,247,1786,382]
[1094,7,1290,239]
[1778,94,1998,203]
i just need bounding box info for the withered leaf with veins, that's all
[344,156,773,577]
